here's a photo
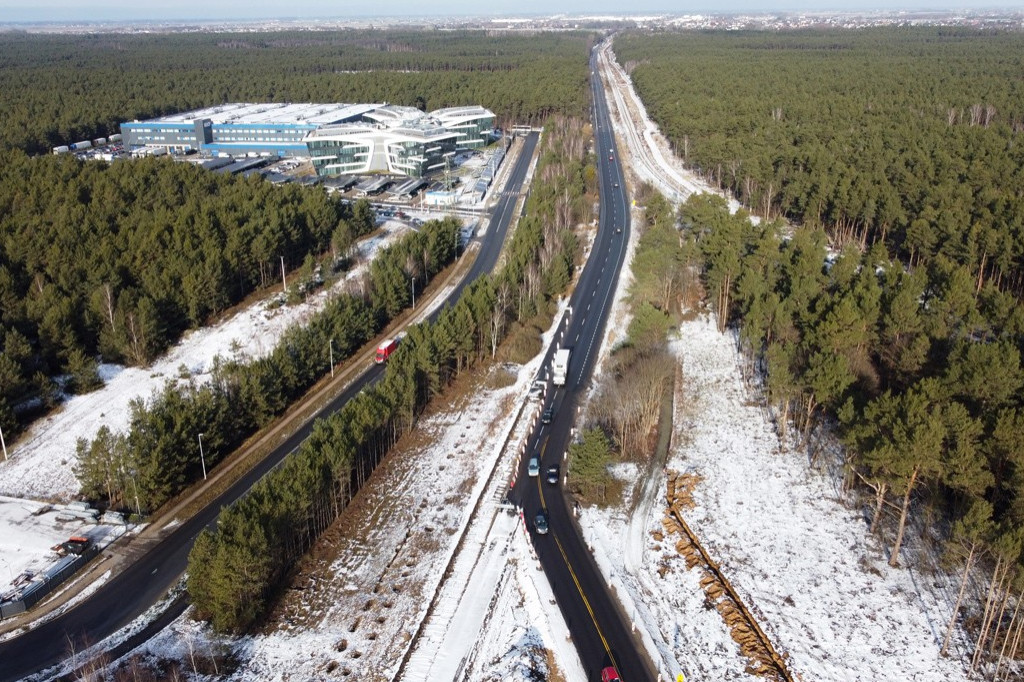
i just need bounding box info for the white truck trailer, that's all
[552,348,570,386]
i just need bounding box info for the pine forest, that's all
[614,28,1024,667]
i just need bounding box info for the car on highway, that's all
[541,406,554,424]
[608,155,614,161]
[529,380,545,401]
[528,454,541,477]
[601,666,622,682]
[613,182,619,188]
[546,465,559,485]
[535,510,549,535]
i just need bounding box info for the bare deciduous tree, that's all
[970,103,984,127]
[594,349,675,458]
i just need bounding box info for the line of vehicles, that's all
[52,134,124,154]
[528,346,571,483]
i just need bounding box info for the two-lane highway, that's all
[0,132,539,682]
[509,48,656,681]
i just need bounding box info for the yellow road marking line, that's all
[552,534,621,675]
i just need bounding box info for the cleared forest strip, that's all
[662,470,795,682]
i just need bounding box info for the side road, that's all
[0,134,534,643]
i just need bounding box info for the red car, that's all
[601,667,621,682]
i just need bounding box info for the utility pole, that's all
[0,423,6,461]
[121,462,142,517]
[329,338,335,378]
[280,256,287,293]
[411,277,416,310]
[131,475,141,517]
[198,433,207,481]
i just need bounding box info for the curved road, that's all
[0,132,539,682]
[508,47,657,682]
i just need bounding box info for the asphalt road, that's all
[0,131,538,682]
[507,50,657,682]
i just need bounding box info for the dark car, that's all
[546,465,559,485]
[541,406,554,424]
[535,511,549,535]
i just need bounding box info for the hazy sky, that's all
[2,0,1023,22]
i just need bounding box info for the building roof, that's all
[363,105,425,125]
[356,177,393,193]
[390,178,429,196]
[140,102,381,127]
[132,103,495,137]
[432,105,493,120]
[308,122,379,138]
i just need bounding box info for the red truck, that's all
[375,338,398,364]
[51,536,92,557]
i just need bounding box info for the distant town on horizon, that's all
[2,8,1023,33]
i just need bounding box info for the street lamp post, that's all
[329,338,335,379]
[411,277,416,310]
[129,472,141,517]
[0,423,7,461]
[198,433,207,481]
[119,461,142,518]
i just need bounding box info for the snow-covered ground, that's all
[580,315,972,681]
[0,497,118,595]
[0,220,423,611]
[579,40,972,679]
[0,220,415,503]
[1,130,536,678]
[597,39,754,223]
[111,307,581,682]
[4,54,979,682]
